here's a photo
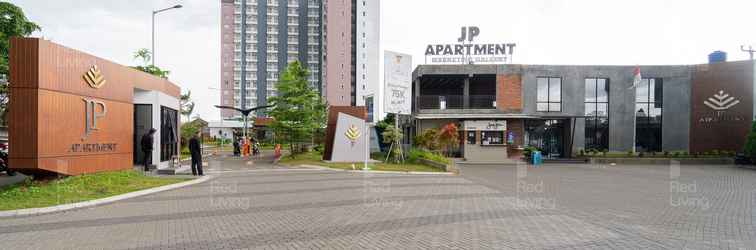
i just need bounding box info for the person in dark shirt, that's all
[189,132,204,176]
[140,128,156,172]
[233,138,240,156]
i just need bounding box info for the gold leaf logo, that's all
[83,65,106,89]
[345,125,361,145]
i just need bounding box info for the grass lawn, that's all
[279,151,445,172]
[0,170,191,211]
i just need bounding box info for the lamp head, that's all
[173,4,183,9]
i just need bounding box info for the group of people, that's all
[233,137,260,157]
[139,128,204,176]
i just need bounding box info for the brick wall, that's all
[496,74,522,112]
[507,119,525,159]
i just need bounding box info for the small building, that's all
[207,117,275,142]
[9,38,181,175]
[409,61,755,162]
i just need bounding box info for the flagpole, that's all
[630,66,641,155]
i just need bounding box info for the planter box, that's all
[589,157,734,165]
[418,158,457,173]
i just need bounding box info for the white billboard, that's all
[384,51,412,115]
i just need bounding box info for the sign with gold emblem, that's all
[83,65,106,89]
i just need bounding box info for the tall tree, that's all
[268,61,326,157]
[0,2,40,126]
[131,48,170,79]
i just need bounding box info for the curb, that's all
[298,165,456,175]
[0,175,214,218]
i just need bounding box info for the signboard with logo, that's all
[464,120,507,131]
[331,113,368,162]
[384,51,412,115]
[424,26,516,64]
[8,38,180,175]
[690,62,754,153]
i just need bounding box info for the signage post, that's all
[384,51,412,162]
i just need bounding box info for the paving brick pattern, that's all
[0,154,755,249]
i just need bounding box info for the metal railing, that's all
[416,95,496,110]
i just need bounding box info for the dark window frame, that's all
[584,78,610,150]
[635,78,663,152]
[536,77,562,112]
[480,130,505,145]
[467,131,476,145]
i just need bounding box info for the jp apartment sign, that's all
[698,90,745,123]
[424,26,516,64]
[690,62,754,153]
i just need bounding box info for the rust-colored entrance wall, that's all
[8,38,180,175]
[689,61,754,153]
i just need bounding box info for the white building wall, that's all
[133,89,180,169]
[355,0,381,122]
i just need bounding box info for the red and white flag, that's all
[629,65,642,89]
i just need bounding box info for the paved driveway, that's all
[0,156,754,249]
[458,162,756,249]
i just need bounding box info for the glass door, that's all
[525,119,566,158]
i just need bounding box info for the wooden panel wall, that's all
[689,61,754,153]
[8,38,180,175]
[37,90,133,158]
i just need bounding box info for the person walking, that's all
[233,138,240,156]
[189,132,204,176]
[140,128,156,172]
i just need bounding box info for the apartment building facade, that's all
[221,0,324,119]
[324,0,380,122]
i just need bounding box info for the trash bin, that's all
[532,151,543,166]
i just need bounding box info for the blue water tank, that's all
[708,51,727,63]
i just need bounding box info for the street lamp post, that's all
[152,4,182,66]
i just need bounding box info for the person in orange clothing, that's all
[242,137,251,157]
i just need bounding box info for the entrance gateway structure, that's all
[8,38,181,175]
[408,61,755,162]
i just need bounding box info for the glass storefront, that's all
[525,119,566,158]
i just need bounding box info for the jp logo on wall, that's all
[690,62,754,153]
[384,51,412,115]
[330,113,368,162]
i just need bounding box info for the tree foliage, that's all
[131,48,170,79]
[413,128,440,151]
[0,2,40,126]
[744,121,756,158]
[382,125,404,163]
[268,61,326,156]
[438,123,460,156]
[0,2,40,75]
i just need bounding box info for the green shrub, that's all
[663,151,670,157]
[627,150,633,157]
[523,146,539,159]
[578,149,585,157]
[744,121,756,158]
[407,149,449,164]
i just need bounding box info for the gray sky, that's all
[11,0,756,120]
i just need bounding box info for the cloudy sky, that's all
[11,0,756,120]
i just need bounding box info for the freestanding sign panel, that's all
[331,113,368,162]
[384,51,412,115]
